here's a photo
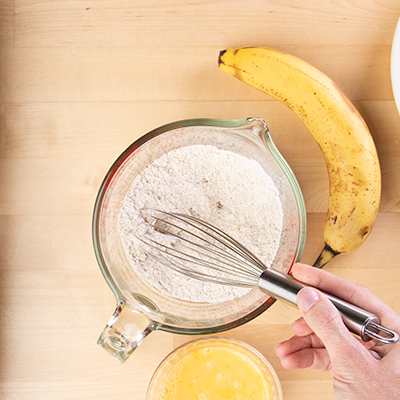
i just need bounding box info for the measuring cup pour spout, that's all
[98,300,159,363]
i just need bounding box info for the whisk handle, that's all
[258,269,399,344]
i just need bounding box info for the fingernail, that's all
[297,287,320,312]
[290,318,301,329]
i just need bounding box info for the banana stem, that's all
[218,50,227,66]
[313,244,340,268]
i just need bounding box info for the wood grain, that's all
[0,0,14,47]
[0,45,395,103]
[13,0,400,47]
[1,1,400,399]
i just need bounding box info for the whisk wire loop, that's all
[136,209,266,287]
[139,231,255,281]
[173,212,268,273]
[150,213,261,277]
[135,233,257,287]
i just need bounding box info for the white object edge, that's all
[391,16,400,116]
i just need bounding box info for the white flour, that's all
[118,144,283,303]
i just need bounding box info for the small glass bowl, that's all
[146,336,283,400]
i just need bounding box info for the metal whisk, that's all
[136,209,399,344]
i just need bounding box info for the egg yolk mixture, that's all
[159,346,270,399]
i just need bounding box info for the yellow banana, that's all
[218,47,381,268]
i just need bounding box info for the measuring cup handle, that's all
[97,300,159,363]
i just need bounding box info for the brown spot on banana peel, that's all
[360,226,369,237]
[331,208,356,225]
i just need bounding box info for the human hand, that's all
[275,263,400,400]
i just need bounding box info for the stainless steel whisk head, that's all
[135,209,399,344]
[136,209,266,288]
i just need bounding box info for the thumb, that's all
[297,287,364,362]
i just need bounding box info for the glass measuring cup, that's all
[93,117,306,363]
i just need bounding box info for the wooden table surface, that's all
[1,1,400,399]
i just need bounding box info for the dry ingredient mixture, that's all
[118,144,283,303]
